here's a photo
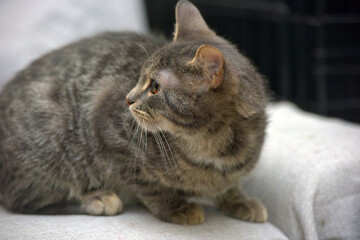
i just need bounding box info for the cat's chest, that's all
[172,156,241,196]
[144,138,243,195]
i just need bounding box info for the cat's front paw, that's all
[80,190,123,216]
[229,199,267,223]
[165,203,205,225]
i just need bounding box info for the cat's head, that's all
[126,0,267,135]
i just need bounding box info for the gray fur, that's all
[0,0,269,224]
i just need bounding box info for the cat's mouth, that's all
[130,107,160,131]
[132,108,152,121]
[129,105,176,133]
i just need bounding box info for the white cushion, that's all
[0,205,287,239]
[1,102,359,239]
[243,102,360,240]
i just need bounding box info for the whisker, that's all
[128,118,146,183]
[136,121,147,162]
[157,130,176,176]
[159,129,178,172]
[144,127,148,154]
[138,124,143,153]
[152,131,170,177]
[143,127,148,169]
[126,41,150,58]
[133,123,141,179]
[127,119,140,152]
[130,106,176,180]
[151,123,177,178]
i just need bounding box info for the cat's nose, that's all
[126,97,134,106]
[126,88,139,106]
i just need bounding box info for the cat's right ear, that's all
[188,45,224,90]
[173,0,215,41]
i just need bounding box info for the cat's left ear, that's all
[188,45,224,89]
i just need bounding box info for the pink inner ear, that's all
[199,46,223,67]
[203,55,222,75]
[196,45,224,89]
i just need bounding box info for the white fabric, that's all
[0,205,287,240]
[243,102,360,240]
[1,102,359,239]
[0,0,148,86]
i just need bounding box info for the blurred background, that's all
[145,0,360,123]
[0,0,359,122]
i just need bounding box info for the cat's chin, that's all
[132,114,173,134]
[129,106,172,133]
[134,118,161,132]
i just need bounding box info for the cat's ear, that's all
[188,45,224,89]
[173,0,215,41]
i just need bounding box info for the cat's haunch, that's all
[0,0,269,225]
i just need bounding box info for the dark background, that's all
[145,0,360,123]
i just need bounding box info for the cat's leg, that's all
[79,190,123,216]
[31,190,123,216]
[215,187,267,222]
[135,187,204,225]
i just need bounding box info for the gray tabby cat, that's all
[0,0,269,225]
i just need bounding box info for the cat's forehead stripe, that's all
[156,69,178,88]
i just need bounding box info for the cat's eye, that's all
[150,79,161,94]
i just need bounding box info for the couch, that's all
[1,102,359,240]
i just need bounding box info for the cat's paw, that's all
[80,190,123,216]
[166,203,205,225]
[230,199,267,223]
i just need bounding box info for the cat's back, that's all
[0,32,167,206]
[0,31,167,148]
[1,32,166,98]
[0,32,167,123]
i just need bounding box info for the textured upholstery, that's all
[243,102,360,240]
[1,102,359,239]
[0,205,287,240]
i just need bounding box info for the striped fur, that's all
[0,0,269,224]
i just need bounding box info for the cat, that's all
[0,0,269,225]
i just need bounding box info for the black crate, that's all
[145,0,360,123]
